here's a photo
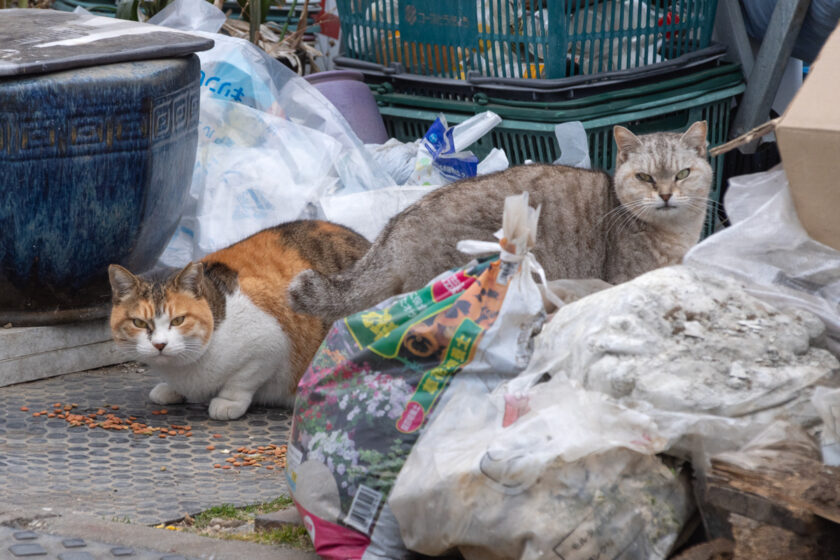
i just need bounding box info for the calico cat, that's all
[108,220,370,420]
[289,121,713,323]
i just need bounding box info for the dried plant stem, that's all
[709,117,782,157]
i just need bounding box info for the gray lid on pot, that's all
[0,9,214,77]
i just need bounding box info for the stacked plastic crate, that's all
[334,0,742,236]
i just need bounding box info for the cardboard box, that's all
[775,23,840,250]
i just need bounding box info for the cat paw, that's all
[149,383,185,405]
[208,397,249,420]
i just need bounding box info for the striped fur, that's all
[289,122,712,323]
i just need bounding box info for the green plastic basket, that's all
[379,82,743,237]
[374,62,742,122]
[337,0,719,79]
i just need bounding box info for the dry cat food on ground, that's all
[19,401,288,471]
[22,401,193,437]
[214,444,288,470]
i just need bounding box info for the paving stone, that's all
[0,365,292,524]
[14,531,38,540]
[9,542,47,556]
[58,552,95,560]
[0,527,206,559]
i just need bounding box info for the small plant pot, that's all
[305,70,389,144]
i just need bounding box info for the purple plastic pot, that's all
[305,70,389,144]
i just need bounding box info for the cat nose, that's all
[659,193,672,203]
[153,342,167,352]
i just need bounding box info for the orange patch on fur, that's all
[166,290,214,344]
[202,229,328,393]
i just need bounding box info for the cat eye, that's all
[635,173,654,183]
[132,318,148,329]
[676,168,691,180]
[170,316,186,327]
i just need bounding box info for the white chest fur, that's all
[152,289,296,409]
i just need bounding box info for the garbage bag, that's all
[390,375,694,560]
[286,193,558,559]
[323,113,510,241]
[150,0,395,266]
[684,167,840,356]
[524,265,839,465]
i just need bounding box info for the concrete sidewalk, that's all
[0,502,318,559]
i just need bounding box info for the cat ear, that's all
[108,264,139,302]
[613,125,642,164]
[174,262,204,296]
[680,120,708,157]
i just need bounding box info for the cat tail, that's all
[288,265,398,324]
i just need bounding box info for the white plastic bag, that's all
[150,0,395,266]
[323,114,509,241]
[553,121,592,169]
[390,374,693,560]
[684,167,840,355]
[523,265,838,465]
[411,111,503,185]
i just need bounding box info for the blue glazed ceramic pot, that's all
[0,55,201,317]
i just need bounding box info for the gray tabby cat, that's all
[289,121,712,323]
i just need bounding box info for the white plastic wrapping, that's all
[685,167,840,355]
[149,0,396,266]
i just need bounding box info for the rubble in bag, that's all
[389,374,694,560]
[685,167,840,356]
[286,194,552,559]
[528,265,838,417]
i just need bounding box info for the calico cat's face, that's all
[108,263,214,366]
[612,121,713,226]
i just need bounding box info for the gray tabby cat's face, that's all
[612,121,712,227]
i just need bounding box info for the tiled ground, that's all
[0,364,292,525]
[1,526,201,559]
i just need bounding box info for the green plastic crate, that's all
[337,0,719,79]
[379,82,743,237]
[374,62,742,123]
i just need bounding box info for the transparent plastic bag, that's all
[684,167,840,355]
[390,373,693,560]
[322,114,509,241]
[150,0,395,265]
[524,265,839,467]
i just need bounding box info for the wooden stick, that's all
[709,118,782,158]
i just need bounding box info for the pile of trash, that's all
[135,2,840,557]
[282,166,840,559]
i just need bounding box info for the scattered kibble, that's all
[23,401,197,441]
[25,401,290,473]
[211,443,288,471]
